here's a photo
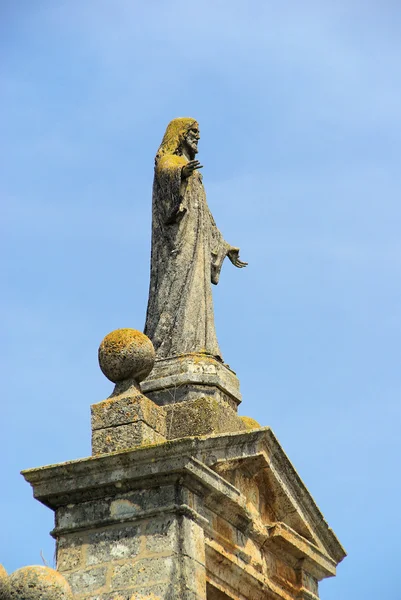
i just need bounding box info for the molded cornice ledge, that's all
[22,429,346,575]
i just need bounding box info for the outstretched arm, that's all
[227,246,248,268]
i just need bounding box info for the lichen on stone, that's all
[0,565,10,600]
[8,566,73,600]
[155,117,198,162]
[99,328,150,353]
[98,328,155,384]
[240,416,261,430]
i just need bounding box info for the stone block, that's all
[57,498,110,532]
[141,353,241,410]
[178,555,207,597]
[56,486,177,534]
[92,421,165,455]
[57,535,84,572]
[164,396,246,439]
[179,518,206,565]
[143,516,205,565]
[91,393,166,434]
[144,517,178,555]
[86,524,141,565]
[91,390,166,455]
[111,556,174,589]
[67,566,107,596]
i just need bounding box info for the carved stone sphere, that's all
[98,328,155,383]
[8,566,73,600]
[0,565,10,600]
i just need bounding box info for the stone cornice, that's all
[22,428,345,568]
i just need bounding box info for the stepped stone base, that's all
[91,389,246,452]
[22,429,346,600]
[141,353,242,410]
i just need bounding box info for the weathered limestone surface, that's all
[98,329,155,384]
[144,118,247,362]
[15,119,346,600]
[7,566,73,600]
[91,389,246,452]
[92,331,248,454]
[23,429,346,600]
[55,511,205,600]
[91,386,166,455]
[0,565,10,600]
[142,353,242,409]
[164,397,246,439]
[92,328,169,454]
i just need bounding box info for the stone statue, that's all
[144,118,247,360]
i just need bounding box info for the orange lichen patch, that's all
[0,564,10,598]
[156,117,198,159]
[178,352,218,365]
[240,416,261,430]
[157,154,186,174]
[98,329,155,383]
[100,329,151,354]
[9,565,73,600]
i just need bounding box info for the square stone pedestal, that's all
[141,353,242,410]
[23,429,346,600]
[91,385,166,455]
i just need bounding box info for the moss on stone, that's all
[9,566,73,600]
[156,118,198,161]
[99,328,150,354]
[0,564,10,600]
[98,328,155,384]
[164,395,246,439]
[240,416,261,430]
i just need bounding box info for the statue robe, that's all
[144,154,230,359]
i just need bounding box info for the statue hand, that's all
[182,160,203,179]
[227,247,248,268]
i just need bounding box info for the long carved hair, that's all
[155,118,198,165]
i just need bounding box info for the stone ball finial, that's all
[240,416,261,430]
[8,566,73,600]
[98,328,155,383]
[0,565,10,600]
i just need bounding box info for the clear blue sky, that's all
[2,2,401,598]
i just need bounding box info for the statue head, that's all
[156,118,199,163]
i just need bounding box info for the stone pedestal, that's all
[141,353,242,410]
[91,384,245,453]
[20,329,345,599]
[164,396,246,439]
[23,429,346,600]
[91,383,166,455]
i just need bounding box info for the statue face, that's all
[183,125,200,158]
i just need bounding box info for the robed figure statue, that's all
[145,118,247,361]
